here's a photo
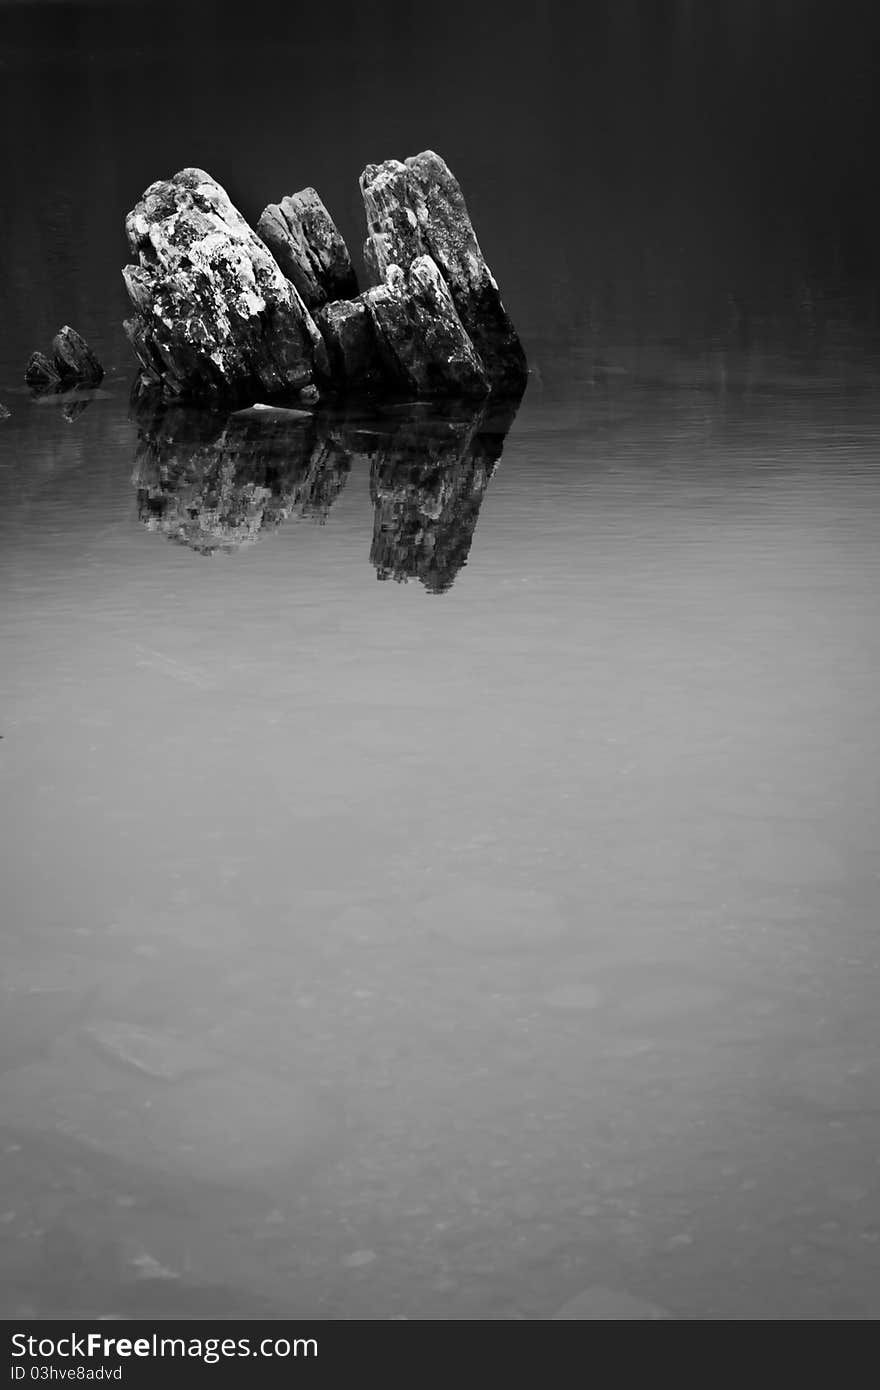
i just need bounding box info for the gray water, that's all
[2,0,880,1321]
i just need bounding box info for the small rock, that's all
[551,1286,673,1320]
[257,187,358,311]
[0,403,10,420]
[52,325,104,385]
[25,351,61,389]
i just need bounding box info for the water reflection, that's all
[367,398,521,594]
[27,383,98,424]
[131,399,352,554]
[131,393,522,587]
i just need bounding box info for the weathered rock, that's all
[26,328,104,392]
[257,188,357,311]
[360,159,424,282]
[25,351,61,389]
[364,258,488,398]
[368,396,521,593]
[52,325,104,385]
[361,150,527,394]
[122,167,329,403]
[316,296,389,394]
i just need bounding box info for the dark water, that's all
[2,1,880,1320]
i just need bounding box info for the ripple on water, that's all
[550,1285,673,1319]
[412,883,569,951]
[0,1036,343,1185]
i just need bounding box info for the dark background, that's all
[2,0,880,383]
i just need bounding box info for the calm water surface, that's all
[2,1,880,1321]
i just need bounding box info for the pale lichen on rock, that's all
[122,168,328,402]
[121,154,526,405]
[361,150,527,394]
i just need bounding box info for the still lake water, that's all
[2,1,880,1321]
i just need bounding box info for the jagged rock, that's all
[360,159,423,282]
[131,398,351,552]
[361,150,527,393]
[25,351,61,389]
[316,297,389,394]
[52,325,104,385]
[364,258,488,398]
[122,168,329,403]
[257,188,357,311]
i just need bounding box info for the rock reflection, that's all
[131,393,522,583]
[365,397,521,593]
[132,400,351,554]
[28,384,95,423]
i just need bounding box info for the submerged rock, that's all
[364,258,488,398]
[0,403,11,420]
[122,168,328,403]
[257,188,357,311]
[361,150,527,394]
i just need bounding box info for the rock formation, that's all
[122,154,526,406]
[256,189,357,311]
[25,351,61,390]
[122,168,328,403]
[25,326,104,391]
[360,150,527,394]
